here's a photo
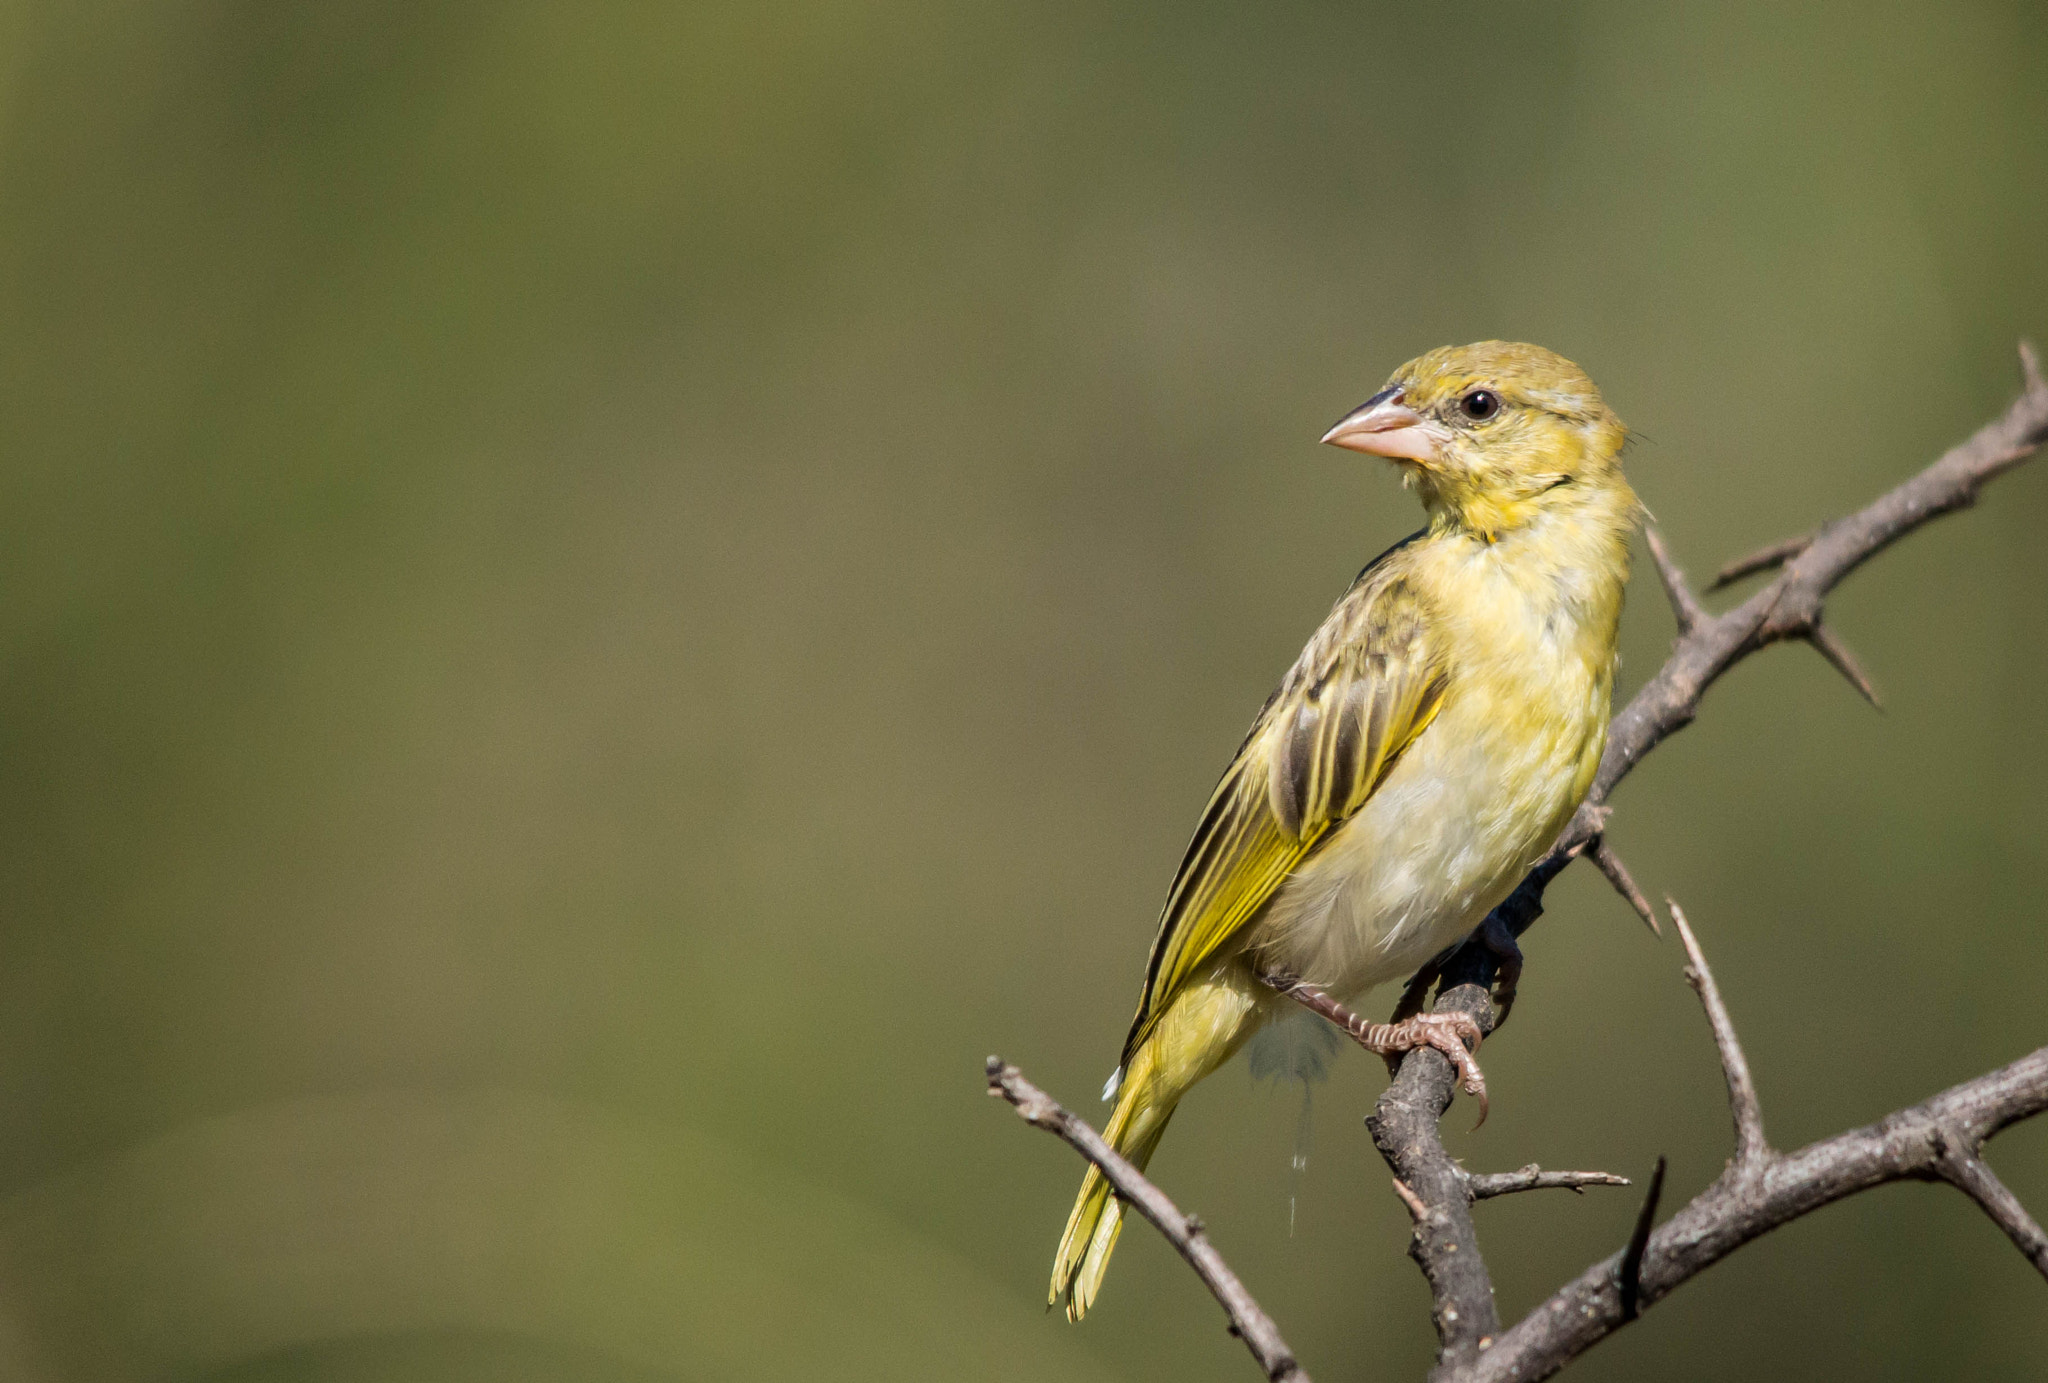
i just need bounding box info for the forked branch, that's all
[1539,340,2048,926]
[1445,911,2048,1383]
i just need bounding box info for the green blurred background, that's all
[0,2,2043,1379]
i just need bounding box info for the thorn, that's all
[1806,621,1882,710]
[1590,837,1661,936]
[1708,532,1812,591]
[1617,1154,1667,1322]
[2022,340,2045,395]
[1391,1177,1430,1222]
[1644,528,1705,635]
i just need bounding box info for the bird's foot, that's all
[1361,1012,1489,1124]
[1389,911,1522,1032]
[1257,971,1488,1125]
[1476,914,1524,1029]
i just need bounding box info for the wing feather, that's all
[1120,548,1449,1063]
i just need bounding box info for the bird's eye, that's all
[1460,389,1501,421]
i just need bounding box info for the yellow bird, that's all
[1052,341,1640,1319]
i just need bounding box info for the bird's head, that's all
[1323,341,1632,541]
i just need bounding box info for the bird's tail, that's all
[1050,969,1268,1320]
[1049,1043,1175,1322]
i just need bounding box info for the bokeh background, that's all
[0,2,2043,1379]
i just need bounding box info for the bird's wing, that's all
[1120,561,1451,1064]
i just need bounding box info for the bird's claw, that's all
[1371,1011,1489,1127]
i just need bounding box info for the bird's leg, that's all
[1256,970,1487,1122]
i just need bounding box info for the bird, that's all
[1050,341,1640,1320]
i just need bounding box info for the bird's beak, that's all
[1321,388,1448,467]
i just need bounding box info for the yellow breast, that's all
[1247,514,1627,997]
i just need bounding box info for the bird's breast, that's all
[1248,543,1619,997]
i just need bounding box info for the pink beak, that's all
[1320,388,1448,467]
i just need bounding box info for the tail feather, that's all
[1049,1079,1173,1320]
[1050,964,1269,1319]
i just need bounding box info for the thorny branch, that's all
[1447,913,2048,1383]
[1562,339,2048,885]
[989,345,2048,1382]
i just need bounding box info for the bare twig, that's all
[1669,902,1769,1170]
[985,1058,1308,1382]
[1643,527,1705,634]
[1587,838,1659,935]
[1930,1133,2048,1283]
[1465,1165,1630,1200]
